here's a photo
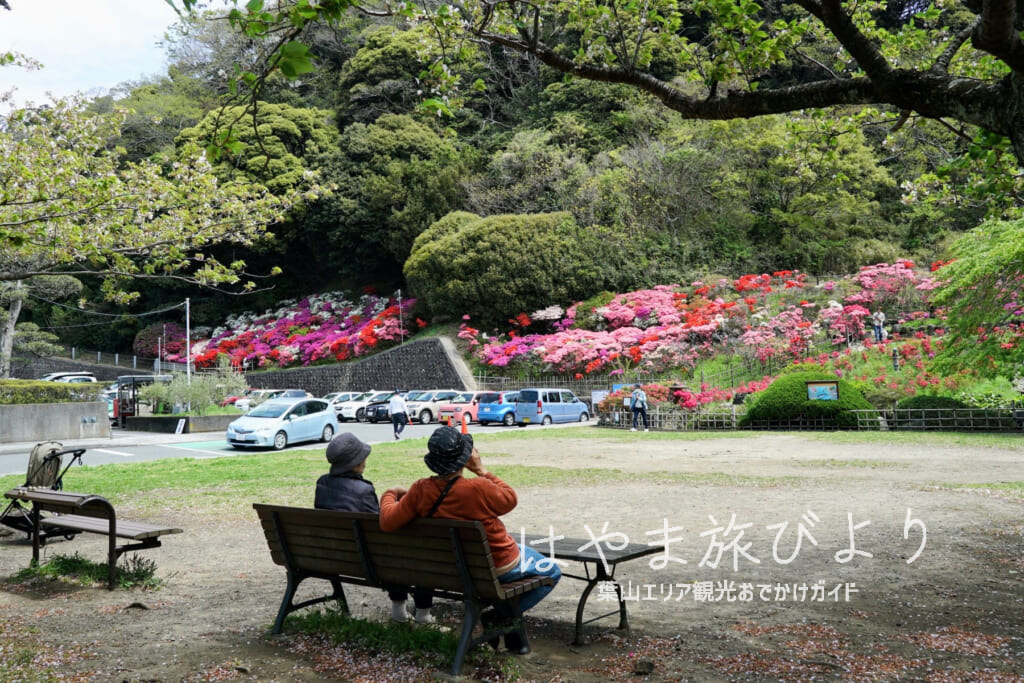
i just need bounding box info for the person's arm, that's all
[465,449,518,514]
[380,484,417,531]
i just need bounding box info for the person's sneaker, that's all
[644,428,649,432]
[394,433,400,440]
[630,427,636,432]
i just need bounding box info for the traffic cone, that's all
[461,413,469,434]
[447,415,452,427]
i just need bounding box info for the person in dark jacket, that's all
[314,433,435,624]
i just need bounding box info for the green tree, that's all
[179,0,1024,168]
[305,113,467,284]
[0,98,293,377]
[176,102,337,194]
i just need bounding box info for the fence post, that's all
[114,353,119,366]
[71,347,76,360]
[133,356,137,370]
[97,351,101,363]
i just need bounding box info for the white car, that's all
[324,391,364,412]
[406,389,461,425]
[235,389,283,412]
[337,390,392,422]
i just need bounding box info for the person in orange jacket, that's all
[380,426,560,651]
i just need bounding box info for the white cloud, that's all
[1,0,182,106]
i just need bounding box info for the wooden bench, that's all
[254,503,555,676]
[4,487,183,590]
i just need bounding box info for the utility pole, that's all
[185,297,191,385]
[398,289,404,343]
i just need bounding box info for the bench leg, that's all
[451,600,483,676]
[272,573,349,635]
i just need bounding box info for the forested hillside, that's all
[8,4,1016,355]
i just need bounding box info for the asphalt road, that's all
[0,419,575,477]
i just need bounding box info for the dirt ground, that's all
[1,432,1022,682]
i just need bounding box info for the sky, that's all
[0,0,185,106]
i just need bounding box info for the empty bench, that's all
[254,503,555,676]
[4,487,183,589]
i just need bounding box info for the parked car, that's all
[226,397,338,450]
[514,388,590,426]
[338,390,393,422]
[55,375,98,383]
[476,391,520,426]
[38,371,97,382]
[363,396,395,423]
[332,391,371,418]
[235,389,284,412]
[406,389,461,424]
[323,391,363,413]
[437,391,489,426]
[220,388,252,407]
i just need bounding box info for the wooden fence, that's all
[596,407,1024,433]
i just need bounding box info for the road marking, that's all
[172,441,228,450]
[92,448,135,457]
[163,445,233,457]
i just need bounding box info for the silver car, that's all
[226,398,338,450]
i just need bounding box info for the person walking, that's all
[630,384,649,432]
[388,390,409,440]
[871,310,886,343]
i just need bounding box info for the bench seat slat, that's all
[41,514,181,540]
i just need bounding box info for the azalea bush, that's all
[172,291,422,370]
[133,322,187,359]
[462,264,941,380]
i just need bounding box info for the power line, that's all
[25,292,185,319]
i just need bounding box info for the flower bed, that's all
[166,291,421,370]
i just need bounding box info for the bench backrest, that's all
[6,488,115,520]
[253,503,506,600]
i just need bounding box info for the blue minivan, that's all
[514,388,590,426]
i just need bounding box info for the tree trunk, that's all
[0,282,23,379]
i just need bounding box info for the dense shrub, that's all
[404,212,615,326]
[740,371,874,427]
[0,380,92,404]
[895,395,970,410]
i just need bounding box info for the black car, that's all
[363,400,391,423]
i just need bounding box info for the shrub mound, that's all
[740,371,874,428]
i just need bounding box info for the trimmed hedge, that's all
[0,379,91,404]
[740,371,874,427]
[404,211,614,326]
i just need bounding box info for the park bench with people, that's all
[253,503,555,675]
[3,487,183,589]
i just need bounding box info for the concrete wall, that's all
[0,402,110,443]
[243,337,474,395]
[11,357,127,383]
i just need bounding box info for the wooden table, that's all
[523,533,661,644]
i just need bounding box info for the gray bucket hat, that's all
[326,433,371,475]
[424,426,474,475]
